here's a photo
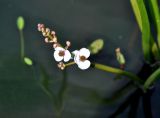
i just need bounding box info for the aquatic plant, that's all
[16,0,160,117]
[36,0,160,117]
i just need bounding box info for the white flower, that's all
[54,47,71,62]
[73,48,91,70]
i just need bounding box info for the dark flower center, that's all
[80,56,86,62]
[59,50,65,56]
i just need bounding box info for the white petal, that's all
[77,60,91,70]
[55,47,64,51]
[79,48,90,58]
[54,50,63,62]
[72,50,79,56]
[74,52,80,64]
[64,50,71,62]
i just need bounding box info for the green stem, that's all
[93,63,143,84]
[65,61,75,67]
[144,67,160,91]
[57,70,67,118]
[19,30,25,60]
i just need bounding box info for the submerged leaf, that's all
[89,39,104,54]
[24,57,33,66]
[17,16,25,30]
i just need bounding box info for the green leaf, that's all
[144,68,160,91]
[130,0,142,30]
[148,0,160,48]
[131,0,152,63]
[17,16,25,30]
[152,42,160,60]
[89,39,104,54]
[24,57,33,66]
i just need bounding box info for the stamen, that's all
[80,56,86,62]
[59,51,65,56]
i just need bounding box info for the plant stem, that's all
[65,61,75,67]
[19,30,25,60]
[92,63,143,84]
[144,67,160,91]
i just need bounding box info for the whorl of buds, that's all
[57,62,66,70]
[37,23,57,43]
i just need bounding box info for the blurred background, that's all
[1,0,160,117]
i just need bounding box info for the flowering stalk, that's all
[17,16,25,60]
[19,30,25,60]
[92,63,143,84]
[37,24,143,85]
[38,23,91,70]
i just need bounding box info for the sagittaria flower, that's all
[54,46,71,62]
[73,48,91,70]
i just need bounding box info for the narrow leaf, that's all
[148,0,160,48]
[131,0,152,63]
[130,0,142,30]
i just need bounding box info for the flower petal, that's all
[74,52,80,64]
[77,60,91,70]
[64,50,71,62]
[79,48,90,58]
[72,50,79,56]
[55,47,64,51]
[54,50,63,62]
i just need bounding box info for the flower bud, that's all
[52,36,57,43]
[66,41,71,47]
[51,31,56,35]
[57,62,65,70]
[42,32,47,36]
[17,16,25,30]
[115,48,125,65]
[45,38,49,43]
[46,28,50,33]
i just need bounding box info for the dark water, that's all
[1,0,160,118]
